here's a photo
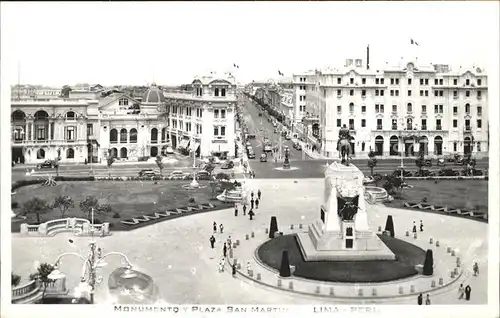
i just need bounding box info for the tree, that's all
[423,249,434,276]
[215,172,230,180]
[23,197,51,224]
[415,152,425,175]
[209,180,219,199]
[367,150,378,176]
[155,155,164,176]
[279,250,291,277]
[106,151,115,177]
[384,215,395,237]
[269,216,278,239]
[52,195,74,219]
[12,273,21,287]
[204,163,215,175]
[60,85,72,98]
[30,263,55,299]
[79,196,100,220]
[54,148,62,176]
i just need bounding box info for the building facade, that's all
[11,74,237,164]
[316,58,489,158]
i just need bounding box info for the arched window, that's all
[11,110,26,121]
[66,148,74,159]
[110,129,118,143]
[477,142,481,152]
[37,148,45,159]
[221,88,226,96]
[66,111,76,120]
[120,147,128,158]
[120,128,127,143]
[129,128,138,143]
[434,136,443,155]
[465,103,470,114]
[375,135,384,156]
[151,128,158,143]
[453,142,458,152]
[162,128,166,143]
[214,88,219,97]
[407,103,412,112]
[349,102,354,113]
[390,135,399,156]
[406,118,413,130]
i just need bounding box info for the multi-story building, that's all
[316,58,488,158]
[10,73,237,164]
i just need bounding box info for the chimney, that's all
[367,45,370,70]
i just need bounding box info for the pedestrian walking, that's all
[227,236,232,249]
[220,223,224,234]
[234,205,238,217]
[465,285,471,301]
[417,293,423,305]
[473,262,479,276]
[246,261,252,275]
[209,235,216,249]
[420,220,424,232]
[223,243,227,258]
[250,198,255,210]
[219,258,225,272]
[213,222,217,234]
[243,203,247,215]
[249,209,255,220]
[257,189,262,200]
[412,221,417,233]
[251,191,254,199]
[425,294,431,305]
[252,171,256,178]
[458,284,465,299]
[232,263,237,277]
[255,198,260,209]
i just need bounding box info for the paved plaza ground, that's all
[11,178,488,305]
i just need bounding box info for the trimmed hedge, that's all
[404,176,486,181]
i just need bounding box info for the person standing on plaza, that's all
[465,285,471,300]
[255,198,260,209]
[412,221,417,233]
[232,263,237,277]
[223,242,227,258]
[251,190,254,200]
[458,284,465,299]
[227,236,232,250]
[234,204,238,217]
[257,189,262,200]
[213,222,217,234]
[249,209,255,220]
[473,262,479,276]
[209,235,216,249]
[243,203,247,216]
[425,294,431,305]
[417,293,423,305]
[420,220,424,232]
[220,223,224,234]
[250,198,255,210]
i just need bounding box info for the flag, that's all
[410,38,419,46]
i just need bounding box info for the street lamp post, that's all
[190,135,199,188]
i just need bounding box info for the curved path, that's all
[11,178,488,305]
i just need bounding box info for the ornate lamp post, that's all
[190,134,199,188]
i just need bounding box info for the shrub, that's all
[12,273,21,287]
[12,179,45,191]
[112,212,121,218]
[188,198,196,203]
[384,215,395,237]
[54,176,95,182]
[215,172,231,180]
[269,216,278,239]
[11,201,19,209]
[138,156,149,162]
[279,250,291,277]
[423,249,434,276]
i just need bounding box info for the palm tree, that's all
[367,149,377,176]
[22,197,51,224]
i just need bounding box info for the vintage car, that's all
[260,154,267,162]
[438,168,460,176]
[169,170,189,180]
[414,169,436,177]
[36,160,56,169]
[196,171,213,180]
[221,160,234,169]
[392,169,413,178]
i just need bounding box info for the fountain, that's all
[41,174,58,187]
[282,148,290,169]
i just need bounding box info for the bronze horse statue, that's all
[338,138,352,165]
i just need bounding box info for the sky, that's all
[1,2,499,86]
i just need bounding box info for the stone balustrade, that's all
[12,280,40,302]
[20,218,110,237]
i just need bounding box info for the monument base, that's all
[296,221,396,261]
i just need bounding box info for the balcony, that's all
[376,126,383,130]
[477,95,482,100]
[391,126,397,130]
[436,126,442,131]
[421,126,427,130]
[391,111,398,116]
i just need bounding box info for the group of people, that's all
[412,220,424,233]
[234,189,262,220]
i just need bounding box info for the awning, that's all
[189,142,200,152]
[179,139,190,149]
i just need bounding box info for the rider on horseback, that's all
[337,124,353,164]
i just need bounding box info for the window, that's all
[120,128,127,143]
[66,111,76,120]
[477,142,481,152]
[118,98,129,106]
[221,88,226,96]
[129,128,137,143]
[214,109,219,118]
[454,142,458,152]
[390,78,394,85]
[375,90,379,96]
[361,105,366,113]
[349,90,354,96]
[477,106,482,115]
[408,90,412,96]
[453,79,458,85]
[392,119,397,130]
[439,91,443,97]
[395,78,399,85]
[477,119,482,128]
[362,78,366,84]
[221,109,226,119]
[477,91,482,98]
[361,89,366,97]
[434,79,438,85]
[375,78,380,84]
[395,90,399,96]
[392,104,397,112]
[406,118,413,130]
[439,79,443,85]
[65,126,75,141]
[215,88,219,96]
[465,103,470,113]
[214,126,219,136]
[37,126,46,140]
[422,105,427,113]
[453,106,458,114]
[350,78,354,84]
[420,79,424,85]
[390,90,394,96]
[337,105,342,113]
[420,90,424,97]
[323,89,326,97]
[349,103,354,113]
[87,124,93,136]
[336,119,341,127]
[349,119,354,130]
[380,79,384,84]
[436,119,442,130]
[421,119,427,130]
[434,90,439,97]
[465,119,470,130]
[466,79,470,85]
[407,103,412,112]
[337,78,341,84]
[453,119,458,128]
[453,91,458,98]
[477,79,482,86]
[362,142,366,151]
[425,79,429,85]
[361,119,366,127]
[337,89,342,96]
[380,90,384,96]
[408,78,412,85]
[376,119,382,130]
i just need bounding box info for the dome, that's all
[142,83,165,104]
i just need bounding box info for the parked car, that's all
[221,160,234,169]
[423,158,432,166]
[36,160,55,169]
[247,134,256,139]
[438,168,460,176]
[140,171,160,178]
[445,154,457,162]
[392,169,413,178]
[293,142,302,151]
[437,157,445,166]
[414,169,435,177]
[169,171,188,180]
[138,169,154,177]
[165,146,174,154]
[260,154,267,162]
[196,171,212,180]
[247,150,256,159]
[462,168,483,176]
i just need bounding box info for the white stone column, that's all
[48,122,52,140]
[354,187,369,232]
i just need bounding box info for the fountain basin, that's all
[364,186,388,203]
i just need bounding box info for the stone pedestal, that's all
[296,161,395,261]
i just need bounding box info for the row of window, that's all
[333,88,484,98]
[334,118,482,130]
[336,103,482,115]
[339,77,482,86]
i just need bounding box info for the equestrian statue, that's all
[337,124,353,165]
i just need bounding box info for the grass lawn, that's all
[383,179,488,214]
[257,234,425,283]
[11,180,230,232]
